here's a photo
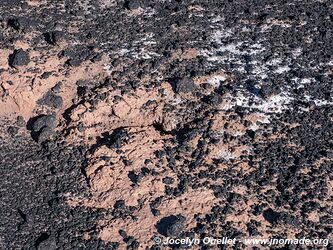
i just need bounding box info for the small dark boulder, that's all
[7,126,19,136]
[8,18,21,30]
[37,127,56,143]
[8,49,29,68]
[202,93,223,105]
[156,215,186,237]
[263,208,299,226]
[124,0,141,10]
[16,116,25,127]
[37,91,63,109]
[99,128,129,149]
[32,115,58,133]
[43,31,64,45]
[170,77,196,94]
[114,200,126,210]
[176,77,196,93]
[35,233,57,250]
[41,72,52,79]
[162,177,174,185]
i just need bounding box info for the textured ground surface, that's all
[0,0,332,249]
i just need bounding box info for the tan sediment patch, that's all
[83,232,91,241]
[0,43,109,120]
[307,212,320,222]
[67,126,171,206]
[0,49,11,71]
[211,111,246,135]
[245,113,270,130]
[0,50,65,118]
[67,124,219,248]
[171,48,199,60]
[26,0,48,6]
[74,188,218,248]
[158,189,219,228]
[66,87,162,144]
[127,7,146,17]
[181,48,199,60]
[65,81,180,145]
[205,111,251,165]
[13,41,31,51]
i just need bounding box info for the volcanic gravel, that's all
[0,0,332,249]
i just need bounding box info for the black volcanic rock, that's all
[171,77,196,94]
[8,49,29,68]
[32,115,58,132]
[156,215,186,237]
[37,91,63,109]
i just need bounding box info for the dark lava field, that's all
[0,0,332,249]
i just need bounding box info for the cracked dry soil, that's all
[0,0,332,249]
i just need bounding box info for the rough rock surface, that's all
[0,0,332,249]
